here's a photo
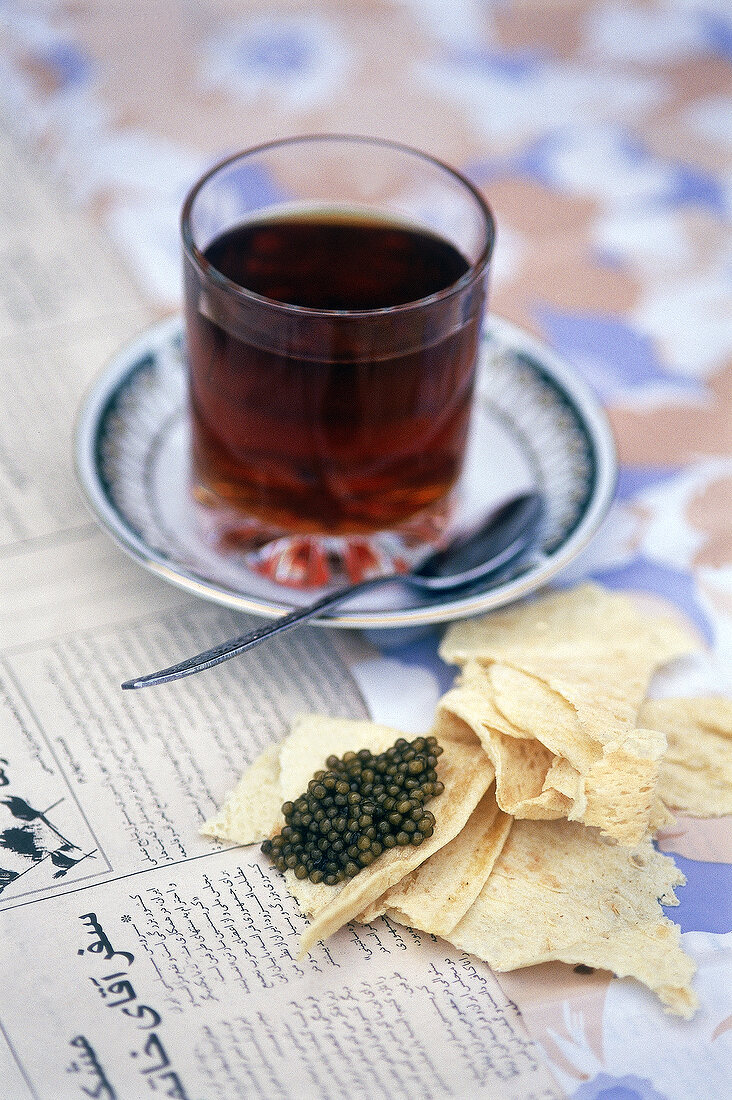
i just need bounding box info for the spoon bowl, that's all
[407,492,544,591]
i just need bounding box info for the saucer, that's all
[74,315,616,628]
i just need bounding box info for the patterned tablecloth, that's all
[1,3,730,1098]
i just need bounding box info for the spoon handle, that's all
[121,574,393,689]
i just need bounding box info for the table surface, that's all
[0,3,730,1099]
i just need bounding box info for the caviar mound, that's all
[261,736,445,885]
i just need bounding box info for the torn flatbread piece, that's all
[279,717,415,918]
[543,757,583,802]
[582,726,668,843]
[298,711,495,956]
[440,584,628,661]
[493,641,693,751]
[201,716,407,853]
[202,743,282,846]
[373,786,512,936]
[641,697,732,817]
[278,715,402,803]
[439,671,574,819]
[445,818,697,1018]
[440,583,697,675]
[442,587,698,755]
[440,664,668,843]
[439,586,699,844]
[487,661,599,769]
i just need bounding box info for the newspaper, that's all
[0,127,563,1098]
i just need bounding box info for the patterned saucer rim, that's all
[74,314,617,628]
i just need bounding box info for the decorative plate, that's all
[74,315,616,627]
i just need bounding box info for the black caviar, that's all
[261,736,445,885]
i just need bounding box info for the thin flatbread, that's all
[202,715,410,863]
[439,587,699,843]
[493,641,694,750]
[543,757,582,801]
[440,665,668,843]
[279,717,418,918]
[440,584,698,752]
[641,697,732,816]
[440,584,696,672]
[298,711,495,956]
[439,676,573,819]
[488,661,599,768]
[201,743,282,845]
[445,818,697,1018]
[278,715,402,802]
[582,726,668,843]
[376,786,513,936]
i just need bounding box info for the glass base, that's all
[192,491,458,589]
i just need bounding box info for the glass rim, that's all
[180,133,496,319]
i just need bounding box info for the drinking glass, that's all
[181,135,495,586]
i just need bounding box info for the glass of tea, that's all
[181,135,495,586]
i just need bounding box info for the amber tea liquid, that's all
[185,211,484,534]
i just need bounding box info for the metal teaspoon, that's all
[121,491,544,689]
